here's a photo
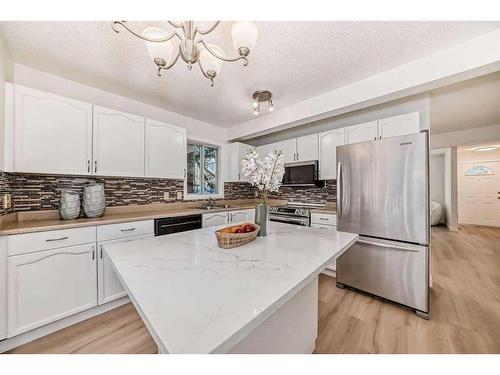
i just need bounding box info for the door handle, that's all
[46,236,69,242]
[94,160,98,173]
[120,228,136,232]
[87,160,91,173]
[92,246,95,260]
[337,161,342,218]
[357,239,421,252]
[100,245,103,259]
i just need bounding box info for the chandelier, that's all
[112,21,258,87]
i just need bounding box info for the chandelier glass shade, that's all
[112,21,258,87]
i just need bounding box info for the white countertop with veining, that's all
[105,222,358,354]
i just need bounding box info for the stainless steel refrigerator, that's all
[336,131,430,318]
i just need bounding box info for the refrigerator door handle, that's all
[337,161,342,218]
[357,239,421,252]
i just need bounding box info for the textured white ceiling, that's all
[1,21,499,128]
[430,71,500,134]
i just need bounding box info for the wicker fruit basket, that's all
[215,222,261,249]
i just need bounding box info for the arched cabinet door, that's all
[7,244,97,337]
[14,84,93,175]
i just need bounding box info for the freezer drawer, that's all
[336,237,429,313]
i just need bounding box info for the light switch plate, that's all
[177,192,183,200]
[163,192,170,201]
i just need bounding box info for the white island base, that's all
[227,277,318,354]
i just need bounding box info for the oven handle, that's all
[269,215,309,226]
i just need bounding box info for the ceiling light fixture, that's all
[252,90,274,115]
[112,21,258,87]
[475,146,497,152]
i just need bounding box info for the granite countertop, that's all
[105,222,358,353]
[0,204,257,236]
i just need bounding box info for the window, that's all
[465,165,494,176]
[186,142,219,195]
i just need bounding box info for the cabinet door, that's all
[296,134,318,161]
[274,139,297,163]
[202,212,228,228]
[229,209,253,223]
[7,244,97,337]
[93,106,145,177]
[345,121,378,144]
[98,234,153,305]
[256,143,275,159]
[237,144,255,182]
[14,85,93,175]
[145,119,186,178]
[378,112,420,139]
[225,143,255,182]
[318,129,345,180]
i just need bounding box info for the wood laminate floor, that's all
[6,225,500,354]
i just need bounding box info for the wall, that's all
[246,94,430,147]
[431,124,500,148]
[444,147,458,231]
[430,153,445,223]
[12,64,228,145]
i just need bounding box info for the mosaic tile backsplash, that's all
[0,172,336,215]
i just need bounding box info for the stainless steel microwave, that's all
[282,160,324,187]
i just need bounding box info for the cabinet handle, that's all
[45,236,69,242]
[87,160,91,173]
[100,244,103,259]
[94,160,98,173]
[120,228,136,232]
[184,169,186,178]
[238,172,241,180]
[92,247,95,260]
[319,217,329,221]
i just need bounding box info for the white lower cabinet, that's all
[311,212,337,271]
[98,234,153,305]
[7,243,97,337]
[202,209,255,228]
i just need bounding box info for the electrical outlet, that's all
[163,192,170,201]
[177,192,183,200]
[3,193,12,209]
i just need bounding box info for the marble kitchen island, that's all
[105,222,358,354]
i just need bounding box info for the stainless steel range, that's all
[269,202,326,226]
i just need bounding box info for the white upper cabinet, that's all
[377,112,420,139]
[275,139,297,164]
[345,121,378,144]
[145,119,186,179]
[318,128,345,180]
[224,142,255,182]
[14,85,93,175]
[296,134,318,162]
[256,143,275,159]
[93,106,145,177]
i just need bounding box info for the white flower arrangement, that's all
[241,149,285,204]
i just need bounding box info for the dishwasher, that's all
[154,215,202,236]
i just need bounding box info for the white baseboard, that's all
[0,297,130,353]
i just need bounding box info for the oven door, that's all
[269,214,310,226]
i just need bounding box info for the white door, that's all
[458,162,500,226]
[378,112,420,139]
[202,212,228,228]
[7,244,97,337]
[14,85,93,175]
[93,106,145,177]
[318,129,345,180]
[296,134,318,161]
[98,234,153,305]
[229,209,254,223]
[275,139,297,163]
[345,121,378,144]
[145,119,186,179]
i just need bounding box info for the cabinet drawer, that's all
[311,223,336,230]
[311,213,336,226]
[97,220,154,242]
[7,226,97,257]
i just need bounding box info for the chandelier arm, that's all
[112,21,181,43]
[193,21,221,38]
[164,50,182,70]
[197,61,214,87]
[167,21,184,29]
[197,40,249,66]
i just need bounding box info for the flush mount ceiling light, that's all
[112,21,258,87]
[475,146,497,152]
[252,90,274,115]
